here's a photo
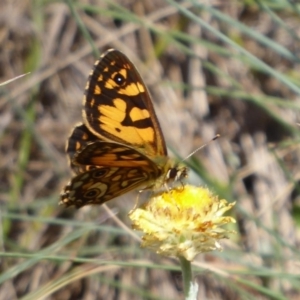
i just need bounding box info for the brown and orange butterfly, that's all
[60,49,187,208]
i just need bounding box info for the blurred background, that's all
[1,0,300,299]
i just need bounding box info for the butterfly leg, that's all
[179,180,185,191]
[134,184,155,209]
[133,191,143,209]
[163,182,171,192]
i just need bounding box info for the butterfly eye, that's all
[113,73,126,86]
[84,189,100,199]
[167,167,178,180]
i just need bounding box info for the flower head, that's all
[129,185,235,261]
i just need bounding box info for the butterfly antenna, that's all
[182,134,220,162]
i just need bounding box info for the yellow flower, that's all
[129,185,235,261]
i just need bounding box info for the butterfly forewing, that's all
[82,49,167,157]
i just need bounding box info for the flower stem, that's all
[178,256,193,298]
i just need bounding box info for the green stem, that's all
[178,256,192,298]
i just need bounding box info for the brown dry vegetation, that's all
[1,0,300,299]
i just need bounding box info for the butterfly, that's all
[60,49,187,208]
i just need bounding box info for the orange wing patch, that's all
[73,141,162,168]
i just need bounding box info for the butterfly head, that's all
[166,164,188,184]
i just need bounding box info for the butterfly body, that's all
[60,49,187,208]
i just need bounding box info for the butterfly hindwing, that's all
[61,166,152,208]
[66,123,100,174]
[73,141,162,170]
